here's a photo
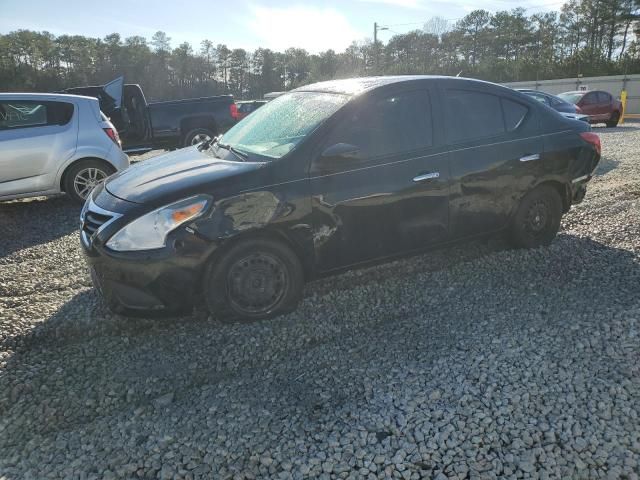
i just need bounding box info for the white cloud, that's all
[357,0,427,9]
[247,5,363,53]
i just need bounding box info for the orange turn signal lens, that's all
[171,202,206,223]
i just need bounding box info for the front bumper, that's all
[85,248,203,313]
[80,187,215,314]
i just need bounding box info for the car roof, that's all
[0,92,97,102]
[292,75,502,95]
[518,89,547,94]
[519,90,568,100]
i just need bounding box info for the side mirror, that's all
[320,143,361,162]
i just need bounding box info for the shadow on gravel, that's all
[594,123,640,131]
[0,196,80,258]
[1,234,639,458]
[594,155,619,176]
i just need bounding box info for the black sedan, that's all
[81,76,601,321]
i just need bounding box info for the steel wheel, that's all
[226,252,289,316]
[190,133,212,146]
[73,167,107,200]
[510,185,562,249]
[523,199,550,239]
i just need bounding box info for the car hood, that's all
[105,146,263,204]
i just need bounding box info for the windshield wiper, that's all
[217,142,249,161]
[197,136,218,151]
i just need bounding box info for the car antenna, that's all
[456,71,463,77]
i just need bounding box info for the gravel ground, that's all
[1,127,639,480]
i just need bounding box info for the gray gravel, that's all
[1,127,639,480]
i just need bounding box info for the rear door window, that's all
[445,90,528,142]
[327,89,434,159]
[502,98,529,131]
[0,100,74,130]
[582,93,597,105]
[597,92,611,104]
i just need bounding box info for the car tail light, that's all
[575,105,583,114]
[580,132,601,155]
[230,103,239,120]
[103,127,121,147]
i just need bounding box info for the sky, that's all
[0,0,566,53]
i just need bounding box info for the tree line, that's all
[1,0,639,101]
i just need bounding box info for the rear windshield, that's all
[557,93,583,104]
[220,92,349,159]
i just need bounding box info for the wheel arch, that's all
[510,179,570,220]
[180,116,219,140]
[201,227,314,286]
[59,157,116,192]
[533,179,571,213]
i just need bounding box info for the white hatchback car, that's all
[0,93,129,203]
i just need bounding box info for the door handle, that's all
[519,154,540,162]
[413,172,440,182]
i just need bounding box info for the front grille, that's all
[80,198,121,248]
[83,211,112,236]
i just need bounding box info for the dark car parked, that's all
[518,89,581,114]
[518,89,589,123]
[236,100,267,120]
[80,76,601,321]
[558,90,622,127]
[64,77,238,153]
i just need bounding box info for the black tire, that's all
[510,185,563,249]
[183,127,216,147]
[606,111,620,128]
[64,159,115,204]
[204,238,304,322]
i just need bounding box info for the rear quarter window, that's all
[49,102,74,125]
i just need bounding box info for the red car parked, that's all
[558,90,622,127]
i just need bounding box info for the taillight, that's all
[230,103,239,120]
[575,105,583,114]
[103,127,121,147]
[580,132,601,155]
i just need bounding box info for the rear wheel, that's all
[64,159,115,204]
[184,127,215,147]
[510,186,563,249]
[204,238,304,322]
[606,111,620,128]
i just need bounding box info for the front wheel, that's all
[606,111,620,128]
[204,238,304,322]
[510,186,563,249]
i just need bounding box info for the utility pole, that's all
[374,22,388,74]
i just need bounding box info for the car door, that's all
[309,86,450,272]
[0,99,77,197]
[442,85,542,238]
[579,92,598,121]
[597,92,612,120]
[101,77,124,117]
